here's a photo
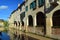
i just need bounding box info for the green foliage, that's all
[0,20,9,33]
[3,21,9,28]
[3,21,9,33]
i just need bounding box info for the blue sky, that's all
[0,0,24,20]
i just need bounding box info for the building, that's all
[0,19,4,27]
[9,0,60,39]
[8,10,18,28]
[0,19,5,31]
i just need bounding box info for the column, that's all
[46,17,53,36]
[26,18,29,32]
[33,15,37,33]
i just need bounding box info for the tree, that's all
[4,21,9,28]
[3,21,9,32]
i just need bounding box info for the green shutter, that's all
[30,3,32,9]
[30,1,36,9]
[26,6,28,11]
[38,0,44,7]
[33,1,36,8]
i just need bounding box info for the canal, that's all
[1,27,57,40]
[8,31,39,40]
[0,32,10,40]
[0,29,57,40]
[11,34,39,40]
[0,30,39,40]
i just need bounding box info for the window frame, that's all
[30,0,36,10]
[26,6,28,11]
[38,0,44,7]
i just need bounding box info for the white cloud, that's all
[0,5,8,9]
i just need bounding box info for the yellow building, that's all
[0,19,4,31]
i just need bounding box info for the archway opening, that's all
[36,12,46,35]
[28,15,33,26]
[14,21,17,26]
[52,10,60,35]
[53,10,60,26]
[18,21,20,26]
[21,21,24,26]
[36,12,45,26]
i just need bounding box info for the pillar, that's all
[26,18,29,32]
[46,17,53,36]
[33,15,37,33]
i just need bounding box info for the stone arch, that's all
[36,12,45,26]
[36,12,46,35]
[28,15,33,26]
[52,10,60,26]
[14,21,17,26]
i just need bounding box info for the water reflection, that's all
[7,28,40,40]
[13,34,39,40]
[0,32,10,40]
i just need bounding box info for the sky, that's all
[0,0,24,20]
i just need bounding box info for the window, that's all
[30,0,36,10]
[25,0,28,2]
[33,1,36,10]
[26,6,28,11]
[20,6,22,11]
[38,0,44,7]
[30,3,33,9]
[20,12,25,21]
